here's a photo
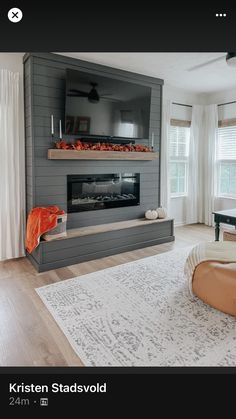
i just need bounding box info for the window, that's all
[118,110,137,137]
[217,124,236,198]
[169,124,190,197]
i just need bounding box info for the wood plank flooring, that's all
[0,224,214,366]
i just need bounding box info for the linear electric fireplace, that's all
[67,173,140,213]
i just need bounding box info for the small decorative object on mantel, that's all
[145,209,158,220]
[59,120,62,140]
[156,207,168,219]
[51,114,54,142]
[151,132,154,150]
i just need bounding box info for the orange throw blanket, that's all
[26,206,65,253]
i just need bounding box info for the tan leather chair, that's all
[193,261,236,316]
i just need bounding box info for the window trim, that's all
[217,159,236,199]
[217,123,236,199]
[217,195,236,201]
[169,123,190,197]
[217,194,236,199]
[171,193,188,199]
[218,118,236,128]
[170,159,188,197]
[170,119,191,128]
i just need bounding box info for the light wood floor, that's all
[0,224,214,366]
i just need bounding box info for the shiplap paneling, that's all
[24,52,162,229]
[37,235,174,272]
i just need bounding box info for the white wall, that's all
[163,84,206,225]
[207,87,236,123]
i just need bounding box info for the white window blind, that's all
[169,125,190,196]
[218,125,236,197]
[218,125,236,159]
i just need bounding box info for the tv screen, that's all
[65,69,151,140]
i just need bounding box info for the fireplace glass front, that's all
[67,173,140,213]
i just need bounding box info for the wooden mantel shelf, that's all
[48,149,158,161]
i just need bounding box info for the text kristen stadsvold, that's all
[9,383,107,393]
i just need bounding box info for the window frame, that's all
[217,159,236,199]
[217,119,236,199]
[169,120,191,198]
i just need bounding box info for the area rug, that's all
[36,248,236,366]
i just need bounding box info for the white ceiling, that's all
[58,53,236,94]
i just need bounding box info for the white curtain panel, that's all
[186,104,218,226]
[186,105,205,224]
[160,99,172,214]
[204,104,218,226]
[0,69,25,261]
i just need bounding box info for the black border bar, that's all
[1,367,236,374]
[0,3,235,51]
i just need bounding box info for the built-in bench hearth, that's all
[28,218,175,272]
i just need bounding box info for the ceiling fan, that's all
[67,82,111,103]
[188,52,236,72]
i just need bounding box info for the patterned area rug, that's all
[36,248,236,366]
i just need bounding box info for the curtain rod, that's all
[218,101,236,107]
[173,101,236,108]
[172,102,192,108]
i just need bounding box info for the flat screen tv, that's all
[65,69,151,140]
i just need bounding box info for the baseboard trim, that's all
[174,221,187,227]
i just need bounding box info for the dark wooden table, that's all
[213,209,236,241]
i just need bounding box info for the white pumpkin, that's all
[156,207,167,219]
[145,209,158,220]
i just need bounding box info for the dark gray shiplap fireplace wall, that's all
[24,53,163,229]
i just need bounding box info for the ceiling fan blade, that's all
[100,94,113,98]
[67,93,82,97]
[187,55,226,72]
[68,89,88,97]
